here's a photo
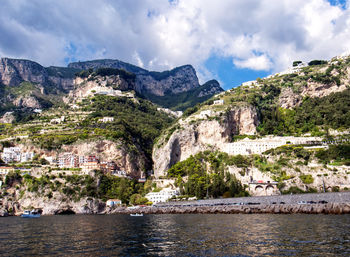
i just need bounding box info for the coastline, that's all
[2,202,350,217]
[110,202,350,215]
[2,191,350,217]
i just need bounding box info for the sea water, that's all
[0,214,349,256]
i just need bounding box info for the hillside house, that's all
[145,188,179,203]
[100,161,117,174]
[81,161,100,174]
[58,153,79,168]
[1,147,34,163]
[213,99,224,105]
[106,199,122,207]
[98,117,114,123]
[0,166,15,175]
[50,116,65,124]
[111,170,127,177]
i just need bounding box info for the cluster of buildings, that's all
[1,147,34,164]
[223,136,322,155]
[50,153,126,175]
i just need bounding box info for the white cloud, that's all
[234,55,272,71]
[0,0,350,83]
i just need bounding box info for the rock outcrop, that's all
[153,105,258,177]
[0,58,74,91]
[0,111,15,123]
[69,60,202,96]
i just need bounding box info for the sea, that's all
[0,214,349,256]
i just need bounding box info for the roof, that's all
[107,199,121,202]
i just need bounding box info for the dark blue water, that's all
[0,214,349,256]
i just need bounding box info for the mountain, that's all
[69,59,224,111]
[0,57,223,114]
[153,56,350,198]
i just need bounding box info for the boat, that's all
[21,209,41,218]
[130,213,143,217]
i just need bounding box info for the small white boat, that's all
[130,213,143,217]
[21,209,41,218]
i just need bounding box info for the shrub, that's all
[299,174,314,184]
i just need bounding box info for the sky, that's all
[0,0,349,90]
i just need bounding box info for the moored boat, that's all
[21,209,41,218]
[130,213,143,217]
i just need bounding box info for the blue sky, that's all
[0,0,349,90]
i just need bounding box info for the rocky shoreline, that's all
[2,203,350,217]
[109,202,350,215]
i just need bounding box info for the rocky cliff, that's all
[68,59,223,110]
[0,58,76,91]
[0,57,223,112]
[153,105,258,177]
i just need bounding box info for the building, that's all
[213,99,224,105]
[111,170,127,177]
[98,117,114,123]
[58,153,79,168]
[81,161,100,174]
[50,116,65,124]
[100,161,117,174]
[0,166,15,175]
[33,109,42,113]
[106,199,122,207]
[1,147,21,163]
[1,147,34,163]
[145,188,179,203]
[21,152,35,163]
[224,136,323,156]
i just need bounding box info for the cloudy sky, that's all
[0,0,349,89]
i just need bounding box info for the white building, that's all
[50,116,65,124]
[213,99,224,105]
[33,109,42,113]
[224,136,322,156]
[106,199,122,207]
[1,147,34,163]
[21,152,35,163]
[98,117,114,123]
[1,147,21,163]
[145,188,179,203]
[111,170,127,177]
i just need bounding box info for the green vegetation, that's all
[308,60,328,66]
[258,88,350,135]
[46,66,80,79]
[299,174,314,184]
[167,151,249,199]
[30,95,174,171]
[315,144,350,165]
[5,172,152,204]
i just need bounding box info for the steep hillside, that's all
[69,60,224,110]
[0,57,223,114]
[153,55,350,196]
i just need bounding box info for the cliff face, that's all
[153,105,258,177]
[135,65,200,96]
[68,74,135,100]
[68,59,223,109]
[70,60,201,96]
[0,58,74,91]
